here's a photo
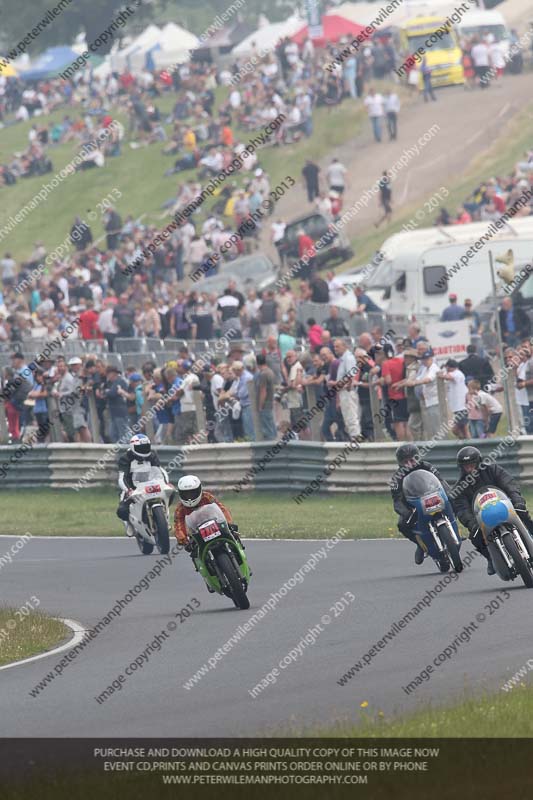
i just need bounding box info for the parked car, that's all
[197,252,279,295]
[277,212,354,269]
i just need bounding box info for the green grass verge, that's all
[0,487,398,538]
[3,487,533,538]
[0,606,68,667]
[316,686,533,737]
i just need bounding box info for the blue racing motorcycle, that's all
[473,487,533,588]
[403,469,463,573]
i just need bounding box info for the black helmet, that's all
[457,446,481,469]
[396,443,420,467]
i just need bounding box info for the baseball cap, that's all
[129,372,142,381]
[421,349,434,359]
[68,357,82,366]
[449,293,457,301]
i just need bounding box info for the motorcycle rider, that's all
[391,443,453,565]
[174,474,238,547]
[451,445,533,575]
[116,433,165,535]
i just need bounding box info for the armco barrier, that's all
[0,436,528,491]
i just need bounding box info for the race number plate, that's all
[199,520,221,542]
[479,491,498,506]
[423,494,441,510]
[145,484,161,494]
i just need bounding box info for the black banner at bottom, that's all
[2,738,533,798]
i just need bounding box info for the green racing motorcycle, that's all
[185,503,251,609]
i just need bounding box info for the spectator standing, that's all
[326,158,348,194]
[175,360,199,444]
[384,91,400,140]
[113,293,135,339]
[79,300,100,340]
[440,359,468,439]
[375,171,392,228]
[463,298,482,335]
[255,353,277,440]
[170,291,192,339]
[459,344,494,385]
[363,87,384,142]
[302,159,321,203]
[259,290,278,338]
[440,293,465,321]
[284,350,305,428]
[499,297,530,347]
[231,360,255,441]
[104,207,122,250]
[471,37,491,88]
[398,348,423,440]
[421,56,436,102]
[352,285,381,313]
[217,288,243,338]
[382,348,408,440]
[334,338,360,439]
[103,366,130,442]
[320,346,345,441]
[466,379,486,438]
[410,348,441,438]
[324,305,349,337]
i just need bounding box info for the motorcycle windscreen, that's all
[185,502,227,532]
[130,464,163,485]
[402,469,443,503]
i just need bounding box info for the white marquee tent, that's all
[233,14,305,56]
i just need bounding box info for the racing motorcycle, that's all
[403,469,463,573]
[473,487,533,588]
[185,502,251,610]
[128,464,174,556]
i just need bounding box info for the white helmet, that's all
[177,474,202,508]
[129,433,151,459]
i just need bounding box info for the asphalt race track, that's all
[0,535,530,736]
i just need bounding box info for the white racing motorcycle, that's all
[127,464,175,556]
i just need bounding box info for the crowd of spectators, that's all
[0,33,531,450]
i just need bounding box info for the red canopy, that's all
[291,14,366,48]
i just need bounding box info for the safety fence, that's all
[0,437,525,492]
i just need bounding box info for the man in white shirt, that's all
[471,38,491,88]
[384,92,400,141]
[489,39,506,84]
[440,359,468,438]
[327,270,345,304]
[326,158,348,194]
[411,349,441,438]
[363,87,384,142]
[333,338,360,439]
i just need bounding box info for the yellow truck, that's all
[398,15,465,88]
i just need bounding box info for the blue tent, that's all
[21,46,79,80]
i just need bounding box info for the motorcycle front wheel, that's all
[152,506,170,555]
[437,519,463,573]
[502,530,533,588]
[216,551,250,610]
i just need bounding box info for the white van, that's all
[457,10,511,58]
[364,217,533,318]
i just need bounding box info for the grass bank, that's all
[0,606,68,667]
